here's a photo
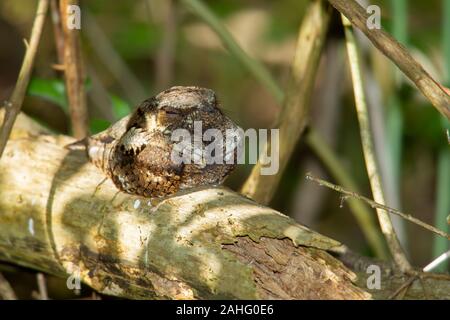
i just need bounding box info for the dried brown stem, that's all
[327,0,450,120]
[60,0,89,138]
[0,0,49,158]
[337,249,450,299]
[240,0,331,204]
[341,15,411,273]
[306,174,450,240]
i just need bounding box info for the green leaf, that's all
[27,77,68,110]
[90,118,111,134]
[433,148,450,272]
[111,95,131,120]
[85,77,93,92]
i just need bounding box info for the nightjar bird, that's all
[68,86,241,198]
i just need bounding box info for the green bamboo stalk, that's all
[445,0,450,82]
[433,149,450,272]
[432,0,450,272]
[180,0,388,258]
[391,0,408,49]
[386,0,408,249]
[389,0,408,194]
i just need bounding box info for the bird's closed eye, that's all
[164,109,180,116]
[157,108,182,126]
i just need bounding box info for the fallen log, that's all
[0,112,370,299]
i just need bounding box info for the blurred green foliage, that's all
[27,78,67,111]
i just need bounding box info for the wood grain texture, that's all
[0,113,370,299]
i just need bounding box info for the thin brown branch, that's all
[327,0,450,120]
[60,0,89,138]
[341,15,411,272]
[0,272,17,300]
[306,174,450,240]
[388,251,450,300]
[336,248,450,299]
[0,0,49,158]
[306,129,388,258]
[240,0,332,204]
[388,275,417,300]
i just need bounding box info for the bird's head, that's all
[127,86,230,134]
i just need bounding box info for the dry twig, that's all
[306,174,450,240]
[341,15,411,272]
[0,0,49,158]
[60,0,89,138]
[328,0,450,120]
[240,0,331,204]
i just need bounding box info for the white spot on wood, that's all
[28,218,35,236]
[88,146,99,159]
[133,199,141,209]
[144,250,149,266]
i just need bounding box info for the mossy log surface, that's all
[0,113,371,299]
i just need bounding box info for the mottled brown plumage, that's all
[69,86,240,198]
